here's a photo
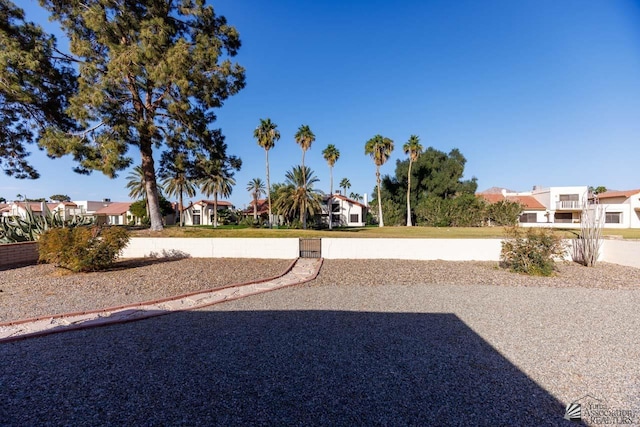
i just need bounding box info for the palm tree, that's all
[339,178,351,196]
[294,124,316,229]
[349,192,363,202]
[403,135,423,226]
[160,152,197,227]
[365,134,394,227]
[322,144,340,229]
[273,165,323,225]
[246,178,266,221]
[199,159,237,228]
[253,118,280,228]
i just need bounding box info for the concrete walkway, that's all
[0,258,322,343]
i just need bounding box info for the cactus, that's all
[0,206,95,243]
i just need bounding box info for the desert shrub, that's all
[500,227,566,276]
[39,226,130,272]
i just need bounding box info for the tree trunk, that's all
[377,167,384,227]
[328,166,333,230]
[179,191,184,227]
[406,159,413,227]
[266,149,272,228]
[253,194,258,221]
[302,151,307,229]
[213,192,218,227]
[140,143,163,231]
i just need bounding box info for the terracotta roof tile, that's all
[477,194,546,210]
[596,189,640,199]
[94,202,132,215]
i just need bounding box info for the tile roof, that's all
[94,202,132,215]
[596,189,640,200]
[325,193,368,209]
[477,194,546,210]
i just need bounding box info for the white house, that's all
[481,186,640,229]
[182,200,234,226]
[322,193,368,227]
[94,202,134,225]
[593,189,640,229]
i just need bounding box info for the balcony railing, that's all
[555,200,581,210]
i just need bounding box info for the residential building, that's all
[593,189,640,229]
[480,185,640,229]
[322,193,368,227]
[94,202,133,225]
[182,200,234,226]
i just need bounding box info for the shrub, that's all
[500,227,566,276]
[39,226,130,272]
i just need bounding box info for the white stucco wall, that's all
[602,240,640,269]
[321,238,503,260]
[122,238,299,259]
[120,237,640,268]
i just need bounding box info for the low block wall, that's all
[321,238,504,261]
[0,241,39,268]
[602,240,640,269]
[121,238,299,259]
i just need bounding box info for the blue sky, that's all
[3,0,640,208]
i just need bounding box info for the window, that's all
[350,214,359,223]
[605,212,622,224]
[559,194,579,201]
[193,214,201,225]
[519,213,537,223]
[554,213,573,223]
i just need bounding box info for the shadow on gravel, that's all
[0,311,579,426]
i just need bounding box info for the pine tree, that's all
[38,0,246,230]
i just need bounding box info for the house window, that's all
[332,203,340,213]
[110,215,120,225]
[349,213,359,223]
[193,214,201,225]
[605,212,622,224]
[519,213,537,223]
[559,194,579,202]
[554,213,573,223]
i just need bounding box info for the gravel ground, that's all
[0,258,292,322]
[2,259,640,426]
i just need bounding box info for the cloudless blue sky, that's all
[3,0,640,208]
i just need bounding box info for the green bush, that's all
[500,227,566,276]
[38,226,130,272]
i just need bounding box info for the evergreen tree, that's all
[37,0,246,231]
[0,0,76,179]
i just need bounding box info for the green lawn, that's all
[130,225,640,239]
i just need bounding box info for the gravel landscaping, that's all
[0,258,292,322]
[2,258,640,426]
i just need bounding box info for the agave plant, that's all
[0,206,94,244]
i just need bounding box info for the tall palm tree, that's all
[403,135,423,227]
[253,118,280,228]
[246,178,266,221]
[365,134,394,227]
[339,177,351,196]
[322,144,340,229]
[160,152,197,227]
[199,159,237,228]
[294,124,316,229]
[273,165,323,225]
